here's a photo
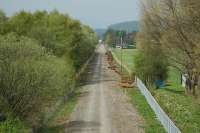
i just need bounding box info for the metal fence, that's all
[136,78,181,133]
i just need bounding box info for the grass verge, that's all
[39,93,78,133]
[111,48,166,132]
[126,88,166,133]
[153,86,200,133]
[0,117,29,133]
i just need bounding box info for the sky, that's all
[0,0,140,29]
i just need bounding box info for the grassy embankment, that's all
[0,93,78,133]
[112,48,200,133]
[39,94,78,133]
[111,48,166,133]
[154,68,200,133]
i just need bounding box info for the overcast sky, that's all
[0,0,140,28]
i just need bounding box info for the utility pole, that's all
[120,33,123,74]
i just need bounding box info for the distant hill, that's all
[108,21,139,32]
[95,21,139,39]
[95,29,107,39]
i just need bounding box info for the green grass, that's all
[39,93,78,133]
[112,48,200,133]
[127,88,166,133]
[112,48,138,72]
[154,67,200,133]
[167,67,181,85]
[153,84,200,133]
[0,117,29,133]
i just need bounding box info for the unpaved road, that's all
[65,44,144,133]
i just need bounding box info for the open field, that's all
[126,88,166,133]
[39,94,78,133]
[111,48,138,72]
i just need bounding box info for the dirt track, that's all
[65,44,144,133]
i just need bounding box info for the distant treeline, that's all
[108,21,139,33]
[0,10,97,132]
[104,29,137,48]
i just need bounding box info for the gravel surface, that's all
[65,44,144,133]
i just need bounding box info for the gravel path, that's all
[65,44,144,133]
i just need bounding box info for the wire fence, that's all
[136,78,181,133]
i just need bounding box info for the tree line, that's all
[105,29,136,48]
[135,0,200,96]
[0,10,97,132]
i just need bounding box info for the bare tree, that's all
[139,0,200,96]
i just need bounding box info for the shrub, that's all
[0,10,97,131]
[0,116,29,133]
[0,34,75,129]
[6,11,97,72]
[134,48,168,86]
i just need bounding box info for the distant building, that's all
[99,40,103,44]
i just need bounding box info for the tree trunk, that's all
[185,69,199,96]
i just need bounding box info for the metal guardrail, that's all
[136,78,181,133]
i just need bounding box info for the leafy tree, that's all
[6,10,97,71]
[70,25,97,70]
[0,34,74,129]
[0,10,7,34]
[8,11,33,36]
[135,34,168,86]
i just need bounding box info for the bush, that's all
[134,48,168,86]
[5,11,97,72]
[70,25,97,70]
[0,116,29,133]
[0,34,75,129]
